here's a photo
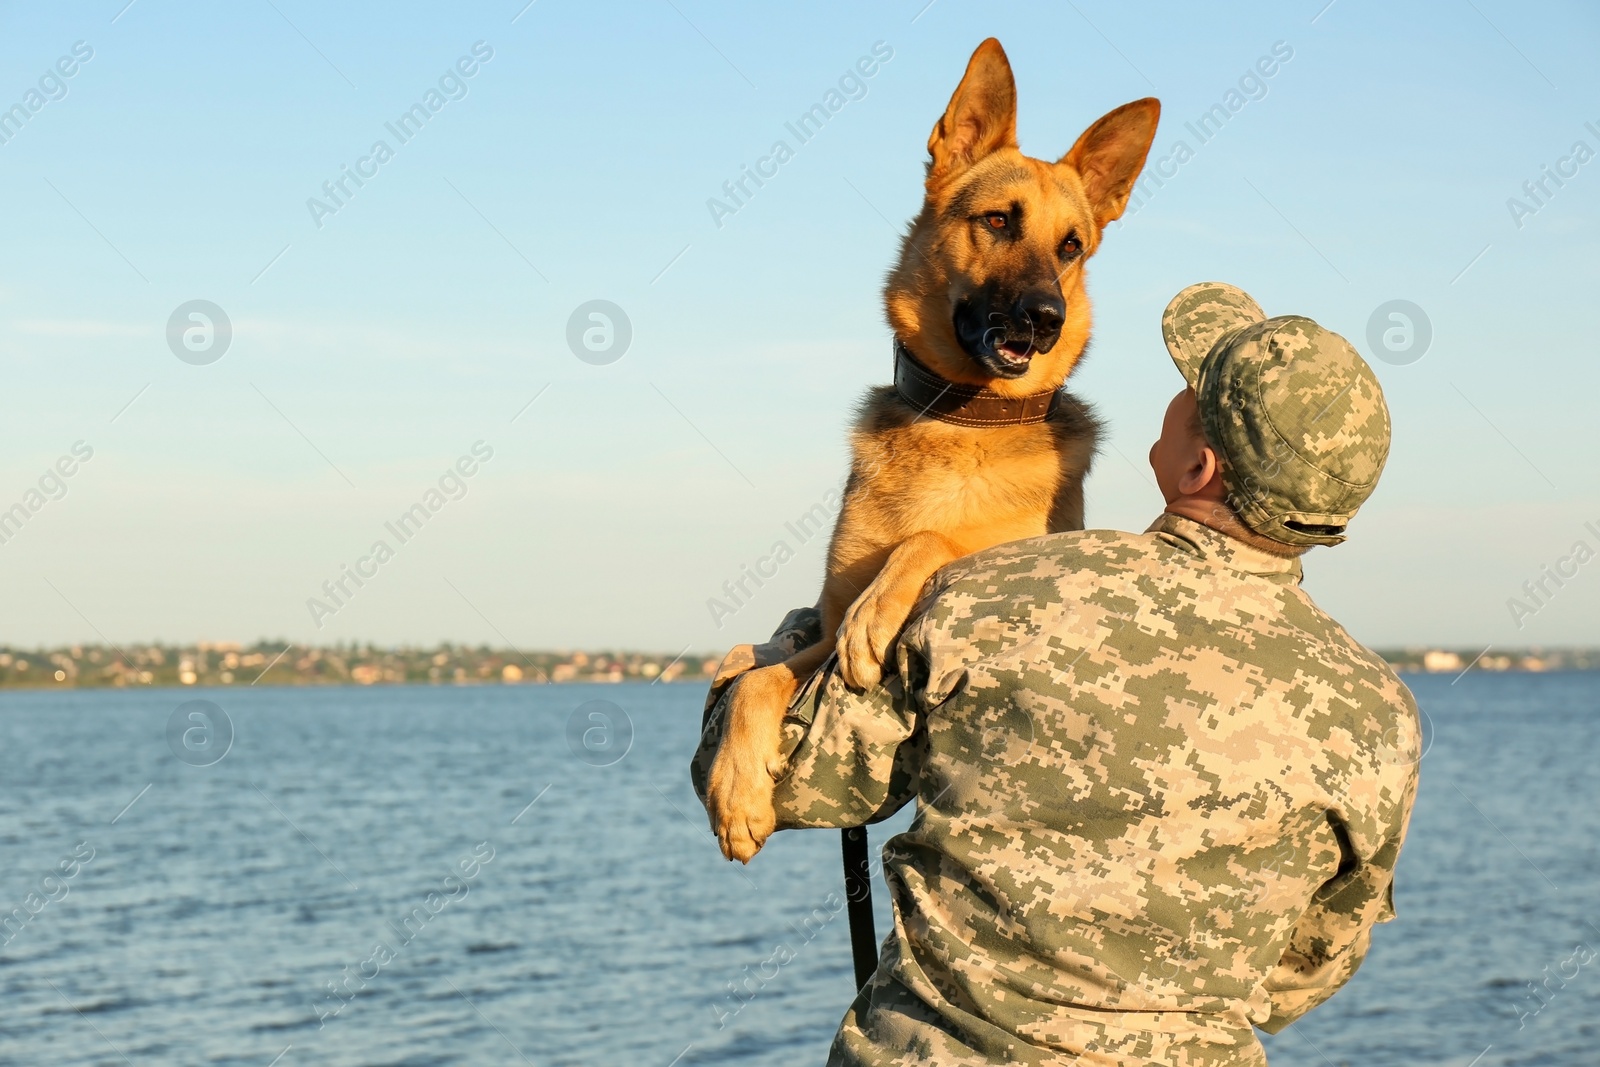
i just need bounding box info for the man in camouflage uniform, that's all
[692,282,1420,1066]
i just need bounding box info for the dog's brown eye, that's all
[1059,233,1082,259]
[983,213,1007,230]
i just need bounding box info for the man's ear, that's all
[1178,443,1223,498]
[926,38,1017,189]
[1060,97,1161,229]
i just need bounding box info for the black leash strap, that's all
[788,651,876,990]
[841,826,877,990]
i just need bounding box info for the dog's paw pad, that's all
[715,806,774,864]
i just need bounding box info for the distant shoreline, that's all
[0,669,1596,698]
[0,676,714,693]
[0,642,1592,692]
[0,643,725,691]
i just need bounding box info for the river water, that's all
[0,672,1595,1065]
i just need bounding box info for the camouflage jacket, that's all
[692,513,1420,1066]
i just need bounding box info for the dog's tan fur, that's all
[707,39,1159,862]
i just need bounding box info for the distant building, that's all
[1422,650,1463,673]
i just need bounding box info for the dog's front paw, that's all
[837,590,907,690]
[706,750,778,864]
[837,619,883,690]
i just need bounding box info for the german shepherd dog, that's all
[707,39,1159,862]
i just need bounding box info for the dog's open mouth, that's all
[953,297,1051,379]
[968,334,1036,378]
[993,340,1034,368]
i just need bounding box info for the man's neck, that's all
[1164,497,1306,559]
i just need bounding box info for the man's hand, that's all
[704,643,759,717]
[703,607,824,717]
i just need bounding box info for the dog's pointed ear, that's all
[1060,98,1161,228]
[926,39,1017,189]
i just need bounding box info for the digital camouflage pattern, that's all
[1160,282,1265,375]
[1161,283,1392,548]
[693,513,1420,1066]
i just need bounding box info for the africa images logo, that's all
[306,41,495,230]
[705,41,893,229]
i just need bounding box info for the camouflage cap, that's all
[1162,282,1391,548]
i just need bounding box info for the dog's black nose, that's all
[1017,291,1065,348]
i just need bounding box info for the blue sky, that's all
[0,0,1595,653]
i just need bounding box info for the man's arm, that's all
[1257,778,1416,1032]
[768,656,925,829]
[690,608,929,830]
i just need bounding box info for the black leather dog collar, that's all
[893,341,1061,427]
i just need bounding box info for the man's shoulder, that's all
[922,525,1230,623]
[937,526,1165,587]
[919,525,1411,705]
[907,528,1176,656]
[1278,586,1417,709]
[1304,615,1422,753]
